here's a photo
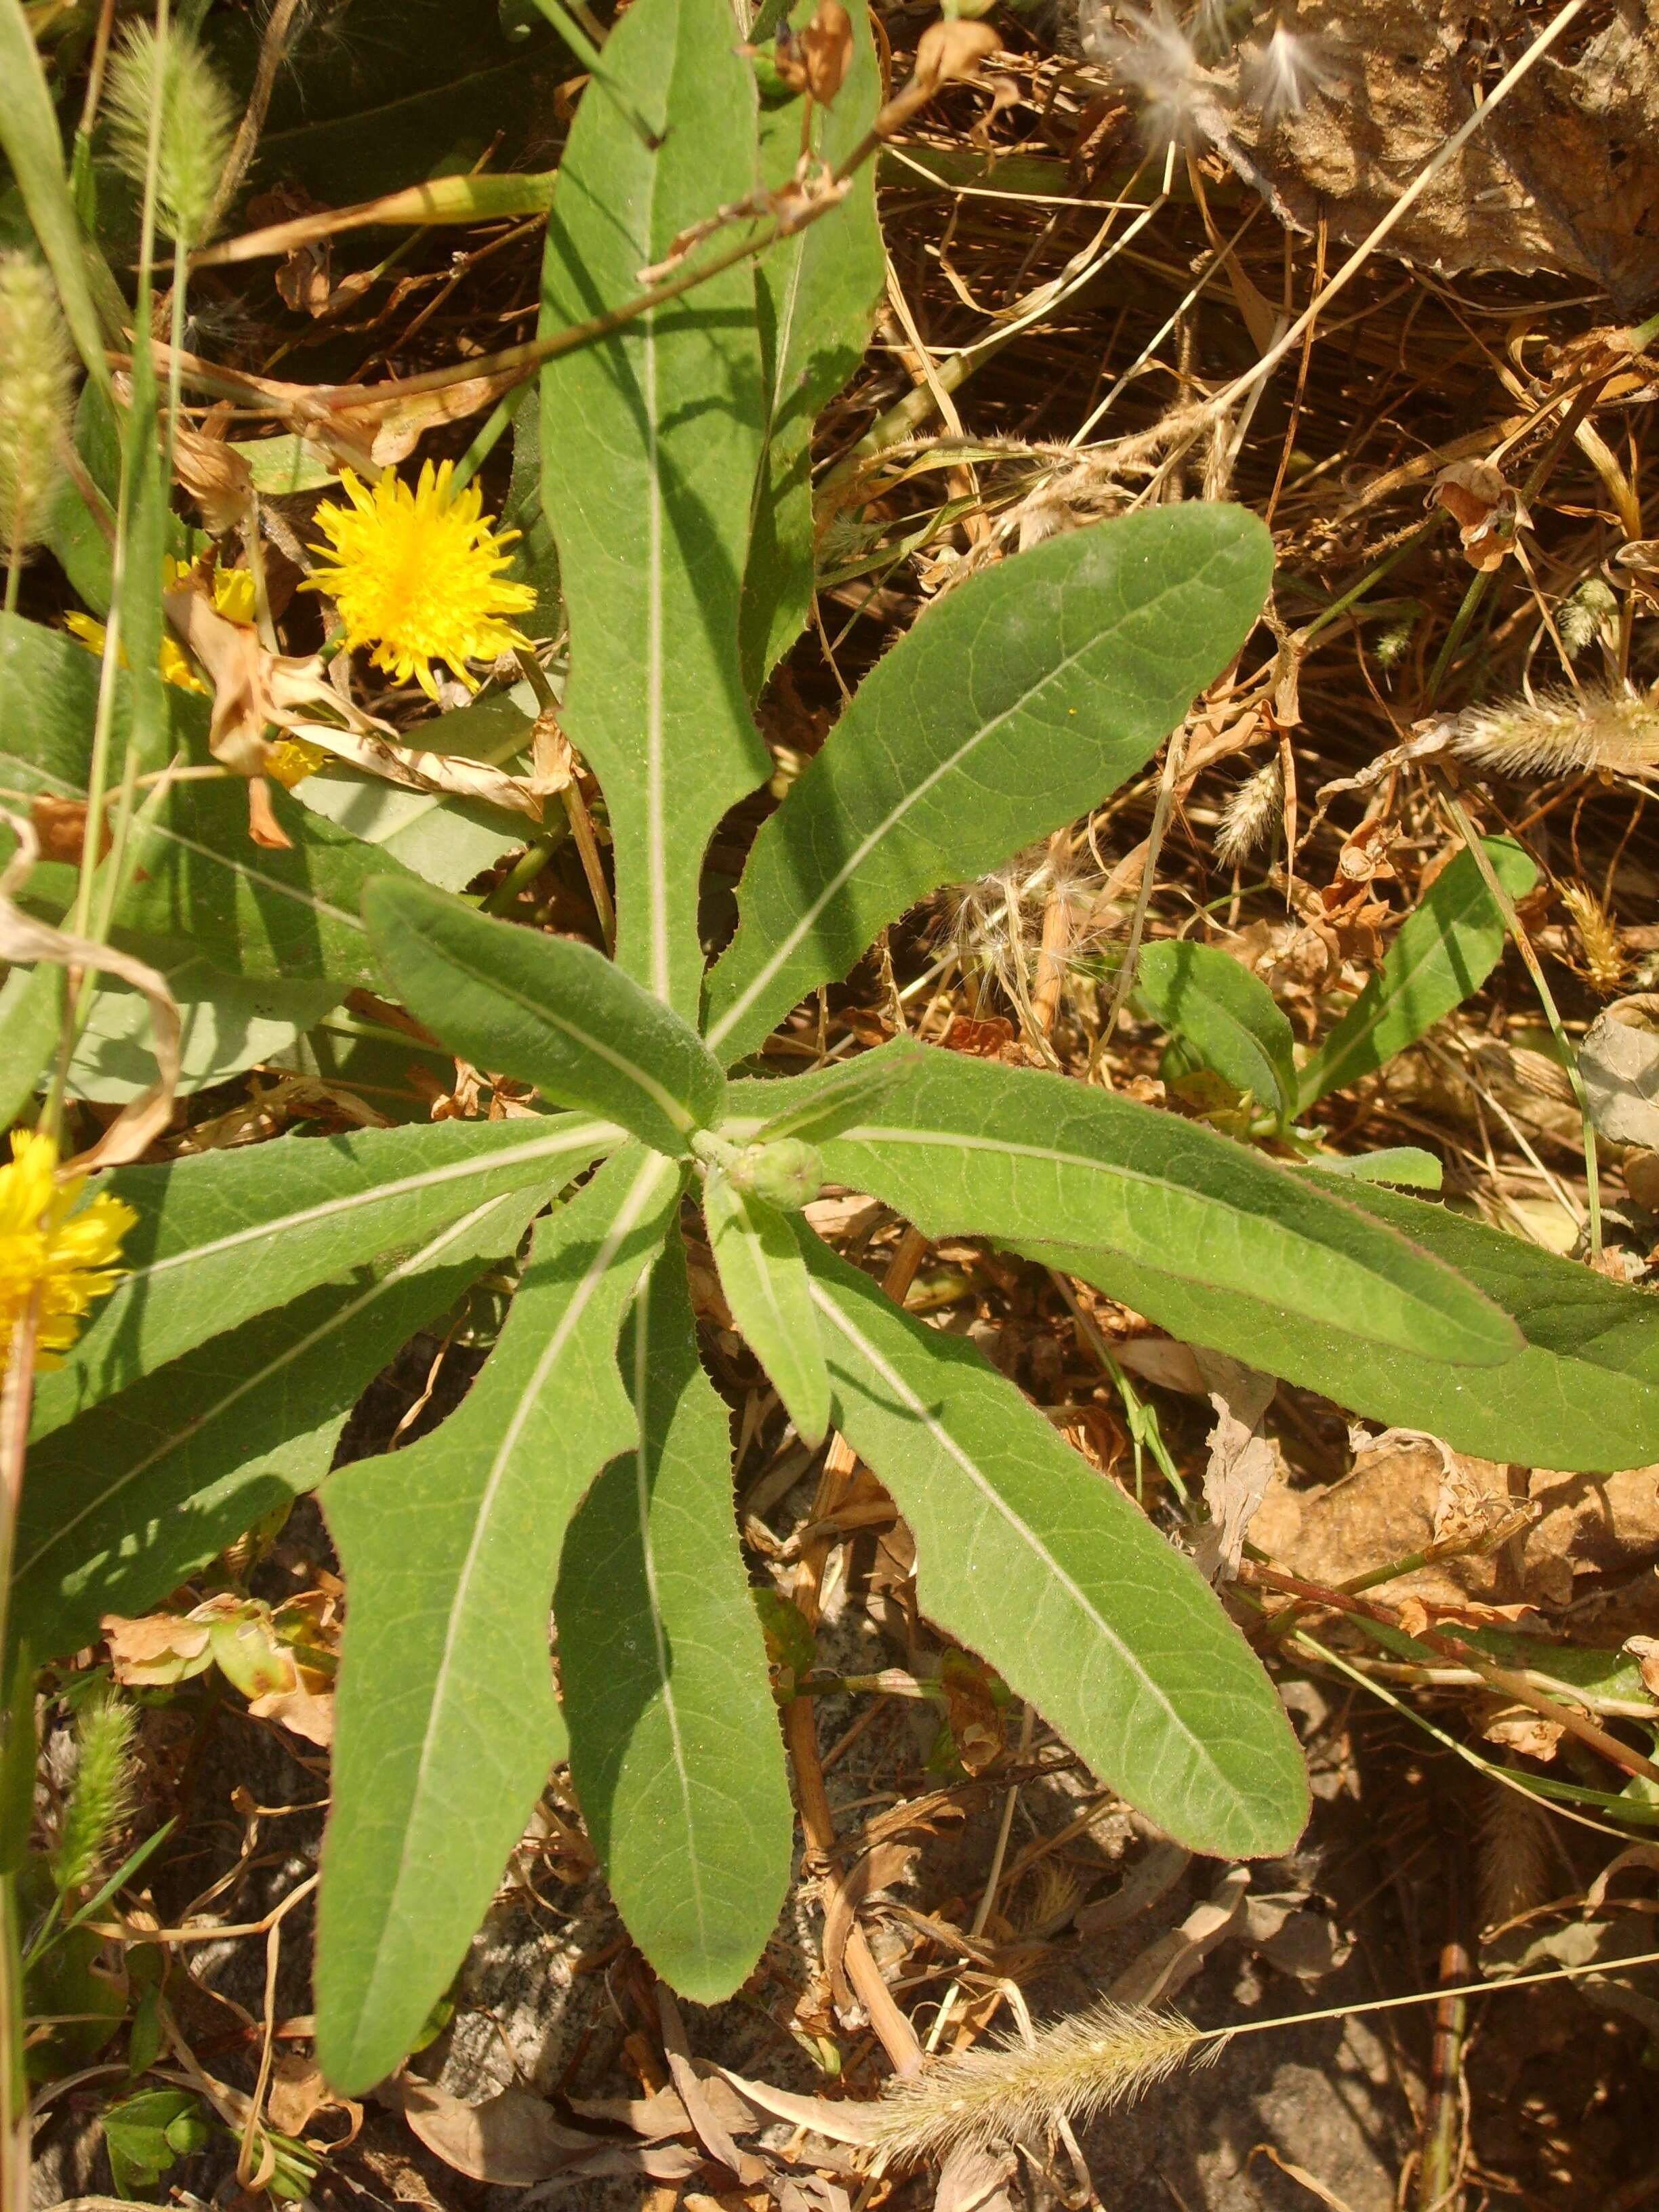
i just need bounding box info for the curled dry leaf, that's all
[775,0,854,103]
[287,722,567,823]
[1430,459,1530,572]
[0,807,180,1168]
[1192,1353,1277,1584]
[1580,998,1659,1150]
[911,18,1002,96]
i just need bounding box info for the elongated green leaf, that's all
[1278,1179,1659,1471]
[1307,1148,1442,1191]
[557,1233,793,1998]
[756,1043,1518,1372]
[31,1114,616,1435]
[703,1168,830,1445]
[1295,838,1537,1111]
[740,0,884,693]
[0,615,419,986]
[0,963,64,1130]
[14,1189,539,1660]
[797,1231,1308,1855]
[539,0,770,1017]
[113,300,169,777]
[364,878,726,1154]
[705,508,1274,1064]
[743,1045,922,1144]
[316,1148,680,2095]
[1136,940,1295,1126]
[0,0,117,394]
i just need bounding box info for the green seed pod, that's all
[730,1136,825,1212]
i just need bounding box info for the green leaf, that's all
[1307,1147,1442,1191]
[1295,838,1538,1111]
[538,0,770,1017]
[13,1188,540,1660]
[0,0,118,395]
[705,506,1275,1064]
[0,615,419,987]
[703,1168,830,1446]
[364,878,727,1153]
[316,1147,680,2096]
[769,1043,1519,1371]
[740,0,884,693]
[102,2088,213,2200]
[0,962,64,1130]
[556,1233,794,1997]
[31,1114,616,1435]
[743,1044,924,1144]
[501,394,560,619]
[12,953,341,1103]
[1260,1178,1659,1472]
[796,1229,1309,1856]
[1136,939,1296,1127]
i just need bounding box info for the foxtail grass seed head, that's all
[1454,684,1659,779]
[1559,880,1626,995]
[1559,577,1617,660]
[872,1999,1210,2163]
[105,20,237,249]
[53,1694,138,1896]
[0,255,75,558]
[1214,754,1282,869]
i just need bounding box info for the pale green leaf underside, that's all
[703,1169,830,1446]
[557,1235,794,2000]
[539,0,770,1017]
[14,1190,539,1659]
[756,1043,1519,1371]
[1296,837,1538,1111]
[705,506,1275,1063]
[34,1115,616,1437]
[1137,939,1296,1124]
[798,1231,1309,1856]
[316,1148,680,2096]
[364,876,726,1153]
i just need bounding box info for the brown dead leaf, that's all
[774,0,853,103]
[1480,1702,1565,1762]
[390,2076,619,2186]
[1192,1353,1277,1584]
[1108,1862,1250,2009]
[1430,459,1530,571]
[911,18,1000,95]
[102,1612,214,1685]
[1624,1636,1659,1698]
[30,797,109,867]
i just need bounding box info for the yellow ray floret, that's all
[304,459,536,701]
[64,558,258,693]
[0,1130,136,1372]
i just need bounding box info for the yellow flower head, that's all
[0,1130,136,1372]
[304,459,536,701]
[64,558,258,693]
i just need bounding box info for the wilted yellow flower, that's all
[265,736,330,790]
[64,558,258,693]
[0,1131,136,1372]
[305,460,536,701]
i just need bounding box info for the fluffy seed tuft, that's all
[53,1695,138,1896]
[872,1999,1210,2163]
[1214,754,1282,869]
[1242,24,1338,122]
[1086,3,1208,146]
[1454,685,1659,779]
[0,255,76,559]
[105,20,238,248]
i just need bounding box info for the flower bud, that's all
[730,1136,825,1211]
